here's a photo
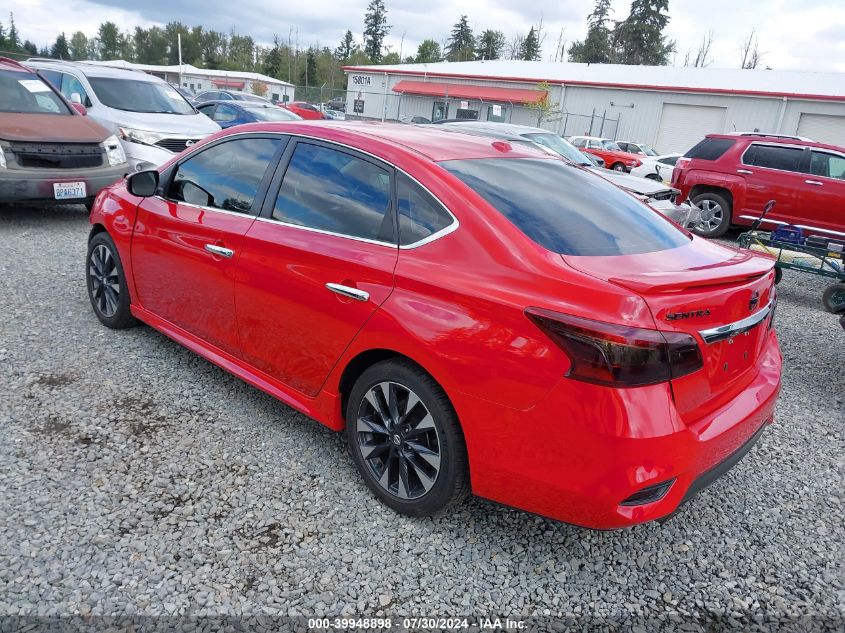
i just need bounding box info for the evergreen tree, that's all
[415,39,441,63]
[445,15,475,61]
[23,40,37,55]
[568,0,614,63]
[363,0,389,63]
[0,22,6,51]
[97,21,123,60]
[51,33,70,59]
[613,0,674,65]
[69,31,89,60]
[475,29,505,60]
[336,30,355,61]
[300,47,317,86]
[263,37,284,77]
[520,26,541,61]
[7,12,21,51]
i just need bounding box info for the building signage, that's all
[460,100,469,109]
[492,104,502,117]
[351,75,372,87]
[353,99,365,114]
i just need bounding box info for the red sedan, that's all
[570,136,644,172]
[281,101,326,120]
[86,121,781,529]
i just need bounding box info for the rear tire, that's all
[346,359,469,517]
[691,191,732,238]
[86,232,135,329]
[822,283,845,313]
[611,162,626,172]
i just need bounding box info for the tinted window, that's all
[396,173,453,246]
[743,144,804,172]
[809,151,845,181]
[441,158,688,256]
[0,70,70,114]
[685,137,735,160]
[213,103,239,123]
[273,143,393,242]
[89,77,194,114]
[169,137,285,213]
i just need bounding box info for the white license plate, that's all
[53,181,87,200]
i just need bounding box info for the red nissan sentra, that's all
[86,121,781,529]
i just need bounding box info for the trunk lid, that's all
[563,238,776,422]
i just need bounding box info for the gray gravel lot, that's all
[0,204,843,631]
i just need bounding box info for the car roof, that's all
[227,120,552,162]
[706,132,844,152]
[440,121,552,138]
[26,59,161,81]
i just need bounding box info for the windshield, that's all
[243,105,301,121]
[0,70,70,114]
[88,77,196,114]
[601,139,622,151]
[523,133,593,165]
[441,158,687,256]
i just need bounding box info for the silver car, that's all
[27,59,220,172]
[439,121,700,229]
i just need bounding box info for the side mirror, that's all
[127,170,159,197]
[70,92,82,104]
[71,102,87,116]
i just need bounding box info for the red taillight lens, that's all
[675,157,691,170]
[526,308,703,387]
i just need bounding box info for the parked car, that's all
[282,101,327,120]
[673,133,845,238]
[86,121,781,529]
[193,89,272,105]
[27,59,220,172]
[326,96,346,111]
[196,100,302,128]
[170,84,195,101]
[317,105,346,120]
[0,57,127,207]
[442,122,699,229]
[630,153,682,182]
[399,115,433,125]
[616,141,660,157]
[569,136,643,172]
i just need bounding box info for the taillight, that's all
[525,308,703,387]
[675,157,691,170]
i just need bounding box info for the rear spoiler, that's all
[609,257,774,293]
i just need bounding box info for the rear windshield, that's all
[0,70,70,114]
[441,158,688,256]
[88,77,195,114]
[685,137,735,161]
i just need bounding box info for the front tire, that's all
[611,162,627,172]
[346,359,469,516]
[691,191,732,238]
[86,232,135,329]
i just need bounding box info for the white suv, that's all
[27,60,220,171]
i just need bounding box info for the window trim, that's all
[740,142,809,175]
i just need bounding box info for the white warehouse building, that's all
[342,60,845,153]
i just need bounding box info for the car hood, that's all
[586,166,670,195]
[92,109,221,135]
[0,112,110,143]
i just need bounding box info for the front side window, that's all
[442,158,688,256]
[169,137,285,214]
[213,103,239,123]
[0,70,70,114]
[396,172,453,246]
[588,140,601,149]
[88,77,195,114]
[61,73,91,107]
[808,151,845,181]
[273,143,393,242]
[743,144,804,172]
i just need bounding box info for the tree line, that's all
[0,0,766,96]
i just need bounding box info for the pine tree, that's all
[0,22,6,51]
[69,31,89,60]
[520,26,541,61]
[569,0,614,63]
[363,0,389,63]
[415,39,441,63]
[7,12,21,51]
[475,29,505,60]
[613,0,675,65]
[23,40,37,55]
[445,15,475,61]
[336,30,355,61]
[51,33,70,59]
[97,21,123,60]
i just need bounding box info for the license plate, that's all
[53,181,87,200]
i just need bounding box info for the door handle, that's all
[805,179,823,186]
[326,283,369,302]
[737,169,753,175]
[204,244,234,258]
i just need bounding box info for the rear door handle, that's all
[204,244,234,258]
[326,283,369,302]
[805,179,823,186]
[737,169,753,175]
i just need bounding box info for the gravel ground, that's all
[0,204,843,631]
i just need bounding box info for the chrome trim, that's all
[204,244,234,258]
[737,215,845,238]
[254,216,396,248]
[326,283,369,302]
[698,299,773,344]
[805,179,823,186]
[737,168,753,174]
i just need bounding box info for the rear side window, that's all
[169,137,285,214]
[442,158,688,256]
[809,151,845,181]
[396,172,453,246]
[743,144,804,172]
[273,143,393,242]
[684,138,735,161]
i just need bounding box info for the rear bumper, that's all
[455,329,781,529]
[0,164,127,204]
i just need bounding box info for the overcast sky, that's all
[5,0,845,72]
